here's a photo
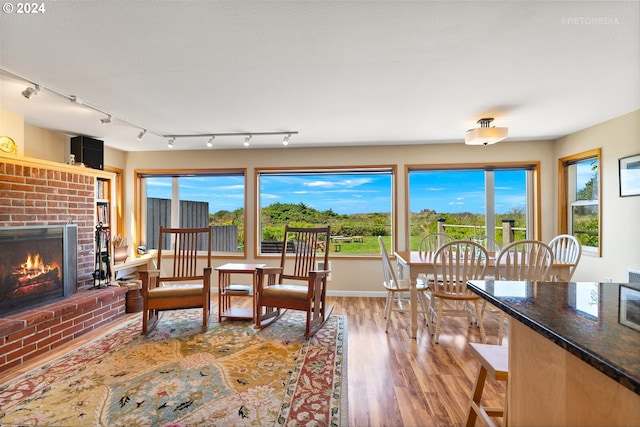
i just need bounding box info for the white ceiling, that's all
[1,1,639,152]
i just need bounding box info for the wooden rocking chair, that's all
[140,227,212,335]
[255,225,332,337]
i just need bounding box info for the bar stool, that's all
[466,343,509,427]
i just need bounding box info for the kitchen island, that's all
[467,280,640,427]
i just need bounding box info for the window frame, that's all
[135,168,247,258]
[405,162,542,247]
[558,149,601,256]
[255,165,397,258]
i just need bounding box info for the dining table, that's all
[393,250,573,339]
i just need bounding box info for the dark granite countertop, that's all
[467,280,640,396]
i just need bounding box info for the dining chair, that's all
[140,226,212,335]
[378,236,429,333]
[418,232,455,286]
[418,232,454,254]
[490,239,553,344]
[254,225,332,337]
[428,240,489,343]
[471,234,502,255]
[548,234,582,281]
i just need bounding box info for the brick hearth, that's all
[0,286,127,372]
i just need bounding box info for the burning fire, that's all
[19,253,55,279]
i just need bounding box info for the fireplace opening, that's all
[0,224,77,317]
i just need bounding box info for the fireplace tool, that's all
[93,222,112,288]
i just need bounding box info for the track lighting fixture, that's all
[4,66,302,150]
[161,131,298,148]
[4,68,156,143]
[21,84,39,99]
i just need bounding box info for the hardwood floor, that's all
[0,296,506,427]
[329,296,506,427]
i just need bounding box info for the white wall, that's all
[554,110,640,283]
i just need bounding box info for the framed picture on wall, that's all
[619,285,640,332]
[619,153,640,197]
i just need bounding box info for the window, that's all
[407,164,537,249]
[559,149,600,255]
[256,167,395,256]
[136,169,246,254]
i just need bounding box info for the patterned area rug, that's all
[0,310,347,427]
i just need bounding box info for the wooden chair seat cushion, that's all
[262,284,309,301]
[148,283,204,299]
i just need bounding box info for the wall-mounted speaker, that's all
[70,136,104,170]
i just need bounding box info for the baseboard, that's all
[327,290,387,297]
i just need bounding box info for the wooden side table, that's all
[216,263,265,322]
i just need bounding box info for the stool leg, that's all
[466,364,488,427]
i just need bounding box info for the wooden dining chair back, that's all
[418,232,454,254]
[255,225,332,337]
[140,227,212,335]
[429,240,489,343]
[472,234,502,255]
[495,239,553,281]
[491,239,553,344]
[378,236,428,333]
[548,234,582,280]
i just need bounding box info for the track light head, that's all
[244,135,252,147]
[137,129,147,140]
[282,134,290,146]
[167,138,174,148]
[100,115,113,125]
[21,84,39,99]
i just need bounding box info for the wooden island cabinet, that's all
[468,280,640,427]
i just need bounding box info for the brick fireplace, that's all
[0,156,127,372]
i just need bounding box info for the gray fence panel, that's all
[213,225,238,252]
[147,199,210,250]
[147,198,171,249]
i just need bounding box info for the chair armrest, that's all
[308,270,330,299]
[256,266,284,275]
[309,269,330,277]
[255,266,284,293]
[139,269,161,296]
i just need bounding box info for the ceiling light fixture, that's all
[167,138,174,148]
[282,134,290,146]
[207,137,214,147]
[137,129,147,140]
[244,135,252,147]
[3,67,162,144]
[465,118,508,146]
[21,84,39,99]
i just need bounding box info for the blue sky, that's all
[145,170,528,215]
[409,170,527,215]
[259,173,393,214]
[146,176,245,213]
